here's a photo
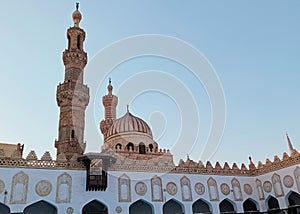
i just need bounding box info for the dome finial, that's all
[107,78,113,94]
[127,105,129,113]
[72,2,82,27]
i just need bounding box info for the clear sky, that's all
[0,1,300,167]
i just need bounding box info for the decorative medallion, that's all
[166,182,178,195]
[35,180,52,196]
[135,182,147,196]
[194,182,205,195]
[0,180,4,194]
[243,184,253,195]
[221,183,230,195]
[116,206,122,213]
[283,175,294,188]
[263,181,272,193]
[66,207,74,214]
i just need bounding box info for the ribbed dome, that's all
[107,111,152,138]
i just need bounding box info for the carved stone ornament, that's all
[194,182,205,195]
[66,207,74,214]
[263,181,272,193]
[35,180,52,196]
[166,182,178,195]
[283,175,294,188]
[0,180,4,194]
[221,183,230,195]
[116,206,122,213]
[243,184,253,195]
[135,182,147,196]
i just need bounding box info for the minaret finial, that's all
[127,105,129,113]
[107,78,113,94]
[76,2,79,10]
[286,132,294,153]
[72,2,82,27]
[109,78,111,85]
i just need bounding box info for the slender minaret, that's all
[100,79,118,140]
[55,3,90,160]
[286,132,294,154]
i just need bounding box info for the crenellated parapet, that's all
[171,150,300,176]
[0,150,84,170]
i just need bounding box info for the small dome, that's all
[107,111,152,138]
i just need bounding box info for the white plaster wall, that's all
[0,163,299,213]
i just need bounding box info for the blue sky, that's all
[0,1,300,167]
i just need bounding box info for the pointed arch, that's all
[219,198,236,213]
[286,191,300,214]
[129,199,154,214]
[192,198,212,214]
[118,174,131,202]
[272,173,284,197]
[180,176,192,201]
[294,167,300,192]
[163,198,184,214]
[82,199,108,214]
[56,172,72,203]
[243,198,259,212]
[151,175,163,201]
[266,195,280,212]
[0,202,10,214]
[207,177,219,201]
[231,177,243,201]
[256,178,264,200]
[24,200,57,214]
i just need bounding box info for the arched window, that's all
[287,191,300,214]
[126,143,134,151]
[267,196,280,212]
[129,199,153,214]
[82,200,108,214]
[149,144,153,152]
[139,143,146,154]
[24,200,57,214]
[115,143,122,150]
[71,130,75,138]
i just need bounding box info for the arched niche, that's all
[192,198,212,214]
[56,172,72,203]
[138,143,146,154]
[256,178,264,200]
[243,198,259,213]
[272,173,284,197]
[24,200,57,214]
[118,174,131,202]
[266,195,280,212]
[10,171,29,204]
[129,199,153,214]
[0,202,10,214]
[151,175,163,201]
[294,167,300,192]
[219,199,236,213]
[180,176,192,201]
[82,200,108,214]
[207,177,219,201]
[231,177,243,201]
[163,199,184,214]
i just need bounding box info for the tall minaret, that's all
[55,3,90,160]
[100,79,118,140]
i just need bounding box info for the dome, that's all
[107,110,153,138]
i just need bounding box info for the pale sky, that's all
[0,1,300,167]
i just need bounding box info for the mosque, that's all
[1,4,300,214]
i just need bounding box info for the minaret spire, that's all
[286,132,294,154]
[55,5,89,160]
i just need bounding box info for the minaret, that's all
[100,79,118,140]
[55,3,89,160]
[286,133,294,154]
